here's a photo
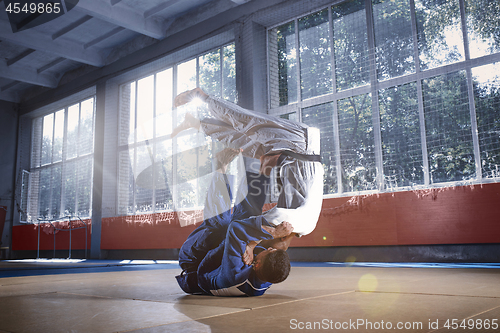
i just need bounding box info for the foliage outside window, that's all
[118,44,236,215]
[268,0,500,195]
[29,98,95,221]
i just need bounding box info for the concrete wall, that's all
[0,101,19,258]
[9,0,500,262]
[12,182,500,262]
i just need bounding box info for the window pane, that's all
[199,49,221,98]
[177,58,197,93]
[53,110,64,162]
[118,149,134,215]
[197,140,213,207]
[338,94,376,192]
[223,44,237,103]
[124,81,136,145]
[41,113,54,165]
[423,71,475,183]
[176,136,198,210]
[137,75,154,142]
[67,104,79,159]
[269,21,297,107]
[64,160,77,216]
[20,170,29,222]
[175,133,209,209]
[156,69,173,138]
[415,0,465,71]
[38,168,51,219]
[472,63,500,179]
[379,82,424,188]
[31,117,43,168]
[135,144,154,213]
[332,0,370,91]
[466,0,500,59]
[279,112,298,122]
[372,0,414,80]
[79,98,94,155]
[299,9,332,100]
[302,102,337,194]
[177,180,197,209]
[77,157,93,218]
[28,170,40,222]
[155,139,173,211]
[51,166,62,218]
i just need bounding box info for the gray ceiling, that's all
[0,0,250,104]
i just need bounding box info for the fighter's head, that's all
[253,248,291,283]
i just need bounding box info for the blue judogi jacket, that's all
[177,171,274,296]
[197,215,274,296]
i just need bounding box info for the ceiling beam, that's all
[52,15,93,40]
[0,61,59,88]
[6,49,35,66]
[0,18,105,66]
[19,0,286,113]
[84,27,125,49]
[37,58,66,74]
[143,0,183,19]
[0,90,20,103]
[1,80,20,92]
[165,0,237,37]
[74,0,166,39]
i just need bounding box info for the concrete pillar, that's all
[237,21,268,113]
[90,81,106,259]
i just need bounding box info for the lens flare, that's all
[191,97,205,107]
[358,273,378,292]
[345,255,356,267]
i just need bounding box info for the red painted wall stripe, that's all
[12,220,91,251]
[12,183,500,251]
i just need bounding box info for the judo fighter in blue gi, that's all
[176,149,293,296]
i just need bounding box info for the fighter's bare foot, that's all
[171,112,201,137]
[215,148,241,173]
[174,88,208,108]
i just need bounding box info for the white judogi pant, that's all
[199,96,324,236]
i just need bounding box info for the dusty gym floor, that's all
[0,260,499,332]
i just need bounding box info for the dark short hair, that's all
[260,249,291,283]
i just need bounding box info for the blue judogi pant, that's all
[177,171,269,294]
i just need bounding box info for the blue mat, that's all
[1,259,498,278]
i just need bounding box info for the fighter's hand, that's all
[243,241,258,265]
[216,148,241,172]
[243,244,254,265]
[262,222,293,239]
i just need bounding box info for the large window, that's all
[28,98,95,221]
[268,0,500,195]
[118,43,236,216]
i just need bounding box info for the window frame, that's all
[267,0,500,198]
[28,96,96,222]
[117,42,237,216]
